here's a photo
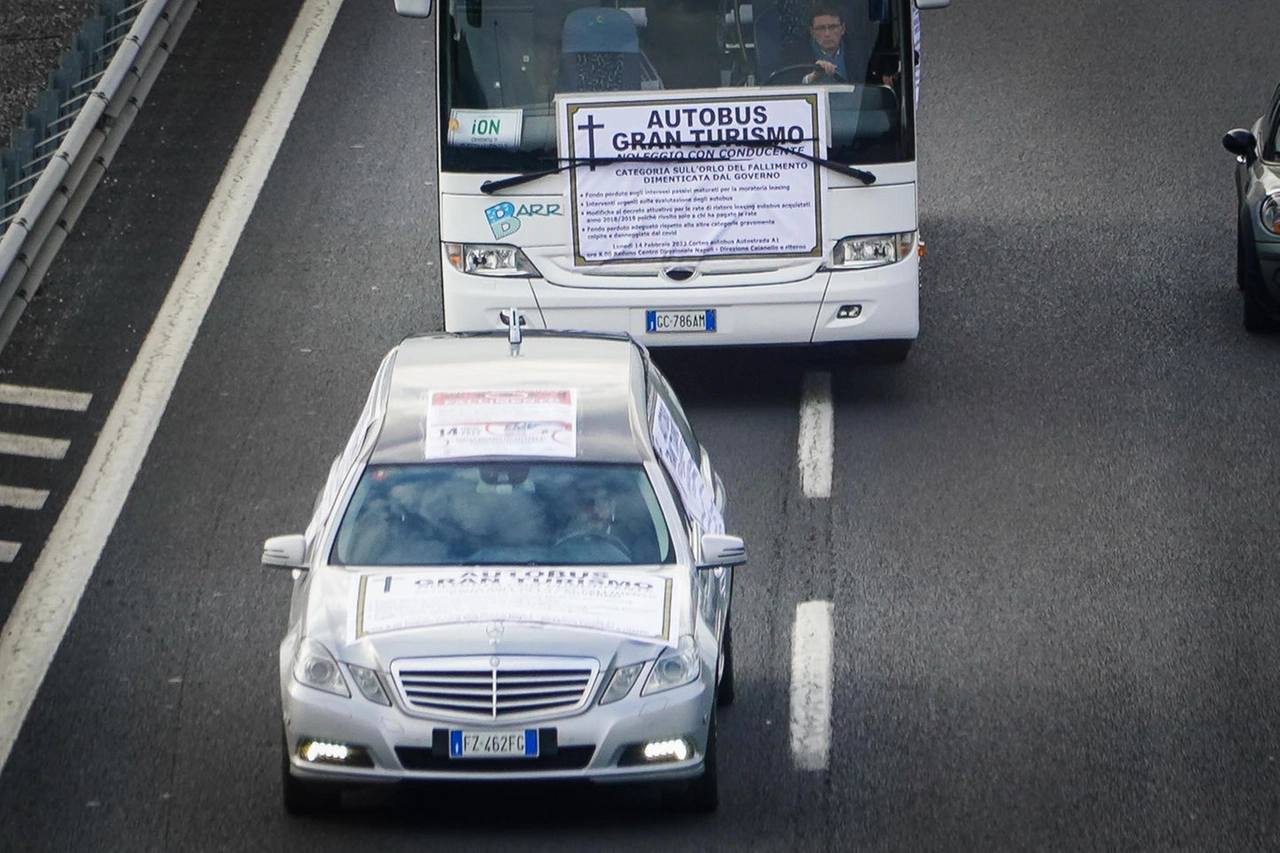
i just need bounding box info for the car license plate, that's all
[449,729,539,758]
[646,309,716,333]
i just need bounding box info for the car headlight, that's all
[444,243,541,277]
[599,663,644,705]
[642,636,701,696]
[292,638,350,698]
[1261,196,1280,235]
[347,664,391,706]
[827,232,915,269]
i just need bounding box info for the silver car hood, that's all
[303,565,694,668]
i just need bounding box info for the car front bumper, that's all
[281,674,714,787]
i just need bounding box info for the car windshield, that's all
[439,0,917,172]
[331,462,674,566]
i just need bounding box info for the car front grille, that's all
[392,656,598,720]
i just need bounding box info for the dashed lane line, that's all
[798,371,833,499]
[0,0,346,772]
[0,391,87,564]
[0,485,48,511]
[790,600,835,771]
[0,384,92,412]
[0,431,70,460]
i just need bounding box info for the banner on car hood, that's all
[354,569,671,639]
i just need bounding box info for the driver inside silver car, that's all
[331,462,672,567]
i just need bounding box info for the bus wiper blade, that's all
[480,162,566,194]
[479,142,875,194]
[737,139,876,185]
[480,156,657,194]
[481,154,734,194]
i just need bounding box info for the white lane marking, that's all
[0,542,19,563]
[790,600,834,771]
[0,431,70,460]
[0,0,345,772]
[0,384,91,412]
[798,371,833,499]
[0,486,48,510]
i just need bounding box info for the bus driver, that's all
[786,4,900,87]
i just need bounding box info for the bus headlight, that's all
[827,232,916,269]
[444,243,541,277]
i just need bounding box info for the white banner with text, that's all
[559,91,825,264]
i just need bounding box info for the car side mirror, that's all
[262,534,307,569]
[393,0,431,17]
[1223,128,1258,165]
[698,533,746,568]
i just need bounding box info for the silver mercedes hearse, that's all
[263,328,744,815]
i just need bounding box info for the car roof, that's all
[368,331,655,465]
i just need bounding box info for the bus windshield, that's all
[440,0,917,173]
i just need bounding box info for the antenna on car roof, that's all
[506,307,523,356]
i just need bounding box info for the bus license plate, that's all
[449,729,539,758]
[646,309,716,333]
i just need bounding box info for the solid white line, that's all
[0,542,19,563]
[790,600,834,772]
[0,485,48,510]
[0,431,70,460]
[0,0,345,772]
[0,384,91,412]
[798,371,833,499]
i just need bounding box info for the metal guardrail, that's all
[0,0,199,354]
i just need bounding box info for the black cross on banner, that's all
[576,112,604,169]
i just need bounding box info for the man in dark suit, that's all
[797,5,852,84]
[780,4,897,87]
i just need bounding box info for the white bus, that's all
[394,0,948,359]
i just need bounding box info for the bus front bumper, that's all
[439,257,920,347]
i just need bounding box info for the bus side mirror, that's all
[393,0,431,17]
[1223,128,1258,165]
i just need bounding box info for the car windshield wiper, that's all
[480,139,875,194]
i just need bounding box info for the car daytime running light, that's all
[444,242,541,277]
[302,740,350,763]
[296,739,375,768]
[642,738,691,762]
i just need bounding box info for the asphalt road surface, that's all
[1,0,1279,850]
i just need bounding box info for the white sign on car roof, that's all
[424,389,578,459]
